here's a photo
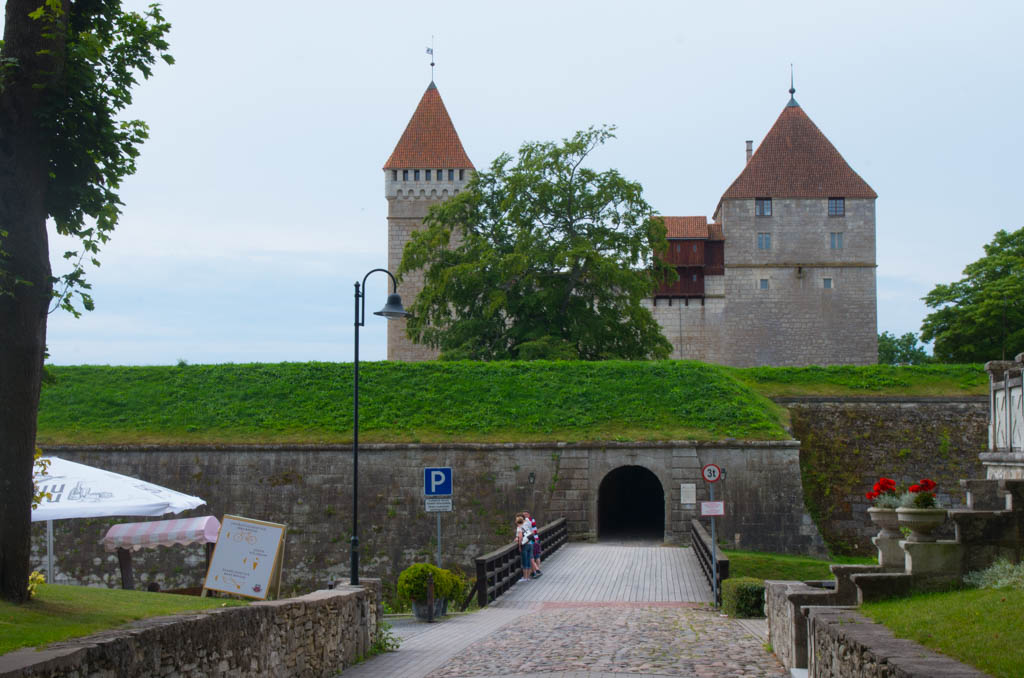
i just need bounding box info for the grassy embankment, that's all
[36,362,985,446]
[0,584,246,655]
[862,589,1024,678]
[724,549,874,581]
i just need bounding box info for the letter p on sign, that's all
[424,467,453,496]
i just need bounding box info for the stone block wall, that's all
[718,197,877,367]
[806,608,987,677]
[0,583,381,678]
[32,441,821,594]
[786,397,988,555]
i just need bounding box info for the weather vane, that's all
[426,36,435,81]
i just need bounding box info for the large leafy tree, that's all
[920,227,1024,363]
[398,126,674,361]
[0,0,171,603]
[877,331,932,365]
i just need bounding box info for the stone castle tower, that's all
[383,82,474,361]
[385,82,877,366]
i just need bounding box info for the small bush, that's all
[396,563,463,602]
[964,559,1024,590]
[721,577,765,618]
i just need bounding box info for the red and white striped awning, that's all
[101,516,221,552]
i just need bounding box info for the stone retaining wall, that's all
[0,582,381,678]
[33,441,821,593]
[806,607,987,677]
[786,397,987,554]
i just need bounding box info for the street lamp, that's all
[351,268,409,585]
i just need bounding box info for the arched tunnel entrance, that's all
[597,465,665,541]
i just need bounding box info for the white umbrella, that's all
[32,456,206,581]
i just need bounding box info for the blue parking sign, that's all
[424,467,453,496]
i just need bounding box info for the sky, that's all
[20,0,1024,365]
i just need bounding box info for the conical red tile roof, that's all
[383,82,474,170]
[720,103,876,201]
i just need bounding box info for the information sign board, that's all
[701,501,725,516]
[425,497,453,512]
[203,515,286,600]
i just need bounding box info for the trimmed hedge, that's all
[721,577,765,618]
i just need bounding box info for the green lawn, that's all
[0,584,246,655]
[35,362,985,446]
[724,549,875,582]
[37,361,789,444]
[728,363,986,398]
[861,589,1024,678]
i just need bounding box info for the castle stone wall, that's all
[719,198,877,366]
[32,441,820,594]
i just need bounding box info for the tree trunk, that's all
[0,0,66,603]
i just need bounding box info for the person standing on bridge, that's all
[515,515,533,583]
[523,510,542,577]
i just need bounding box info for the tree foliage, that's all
[920,227,1024,363]
[0,0,171,603]
[877,331,932,365]
[398,126,674,360]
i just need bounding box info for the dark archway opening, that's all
[598,465,665,541]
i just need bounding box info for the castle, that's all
[383,81,877,366]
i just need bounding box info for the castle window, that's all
[448,169,454,181]
[402,170,409,181]
[414,170,420,181]
[437,169,442,179]
[755,198,772,217]
[459,169,465,181]
[692,244,697,252]
[392,170,397,181]
[830,232,844,249]
[757,232,772,250]
[824,277,833,289]
[425,170,431,181]
[759,278,769,290]
[828,198,845,216]
[692,274,697,282]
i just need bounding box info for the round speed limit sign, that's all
[701,464,722,483]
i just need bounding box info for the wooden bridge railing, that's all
[462,517,568,610]
[691,518,729,606]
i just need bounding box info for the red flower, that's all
[918,479,937,492]
[909,484,921,493]
[878,477,896,491]
[865,491,879,500]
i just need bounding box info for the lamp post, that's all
[352,268,409,585]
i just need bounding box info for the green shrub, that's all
[396,563,463,602]
[721,577,765,618]
[964,559,1024,590]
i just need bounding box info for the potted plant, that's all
[397,563,461,620]
[865,476,902,538]
[896,478,946,542]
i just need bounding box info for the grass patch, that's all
[724,549,874,582]
[0,584,247,655]
[37,361,789,445]
[727,364,986,398]
[861,589,1024,678]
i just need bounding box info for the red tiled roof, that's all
[707,222,724,240]
[661,216,708,239]
[720,103,876,201]
[383,82,474,170]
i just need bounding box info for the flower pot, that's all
[412,598,446,620]
[896,507,947,542]
[867,507,901,539]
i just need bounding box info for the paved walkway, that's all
[342,544,785,677]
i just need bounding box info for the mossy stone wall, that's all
[785,396,987,555]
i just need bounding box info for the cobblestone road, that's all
[424,602,786,678]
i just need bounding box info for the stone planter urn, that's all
[896,507,947,542]
[867,507,901,538]
[412,598,445,621]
